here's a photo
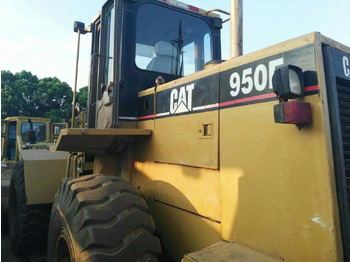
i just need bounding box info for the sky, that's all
[1,0,349,90]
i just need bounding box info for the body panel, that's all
[135,161,221,222]
[22,149,69,205]
[218,32,341,261]
[137,66,220,169]
[220,97,340,261]
[149,201,221,262]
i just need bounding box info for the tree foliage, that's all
[1,70,40,117]
[1,70,88,123]
[76,86,88,110]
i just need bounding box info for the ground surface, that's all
[2,226,26,262]
[2,222,46,262]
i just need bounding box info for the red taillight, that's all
[274,101,311,124]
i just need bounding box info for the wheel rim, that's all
[55,229,73,262]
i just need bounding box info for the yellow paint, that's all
[134,161,221,222]
[23,150,68,205]
[119,120,137,129]
[149,202,221,262]
[94,153,120,176]
[136,113,219,169]
[220,96,341,261]
[153,112,218,169]
[137,64,220,169]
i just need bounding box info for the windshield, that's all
[135,3,212,76]
[21,122,46,142]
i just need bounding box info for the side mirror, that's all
[73,21,88,34]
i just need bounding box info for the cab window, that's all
[135,3,213,76]
[102,3,115,87]
[9,122,17,139]
[7,121,17,160]
[53,125,66,136]
[21,122,47,142]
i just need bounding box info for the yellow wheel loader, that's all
[1,114,94,255]
[1,117,69,254]
[48,0,350,261]
[8,0,350,261]
[1,116,67,165]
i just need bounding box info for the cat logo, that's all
[344,55,350,78]
[170,83,195,114]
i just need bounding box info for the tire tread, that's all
[8,162,51,255]
[48,174,161,261]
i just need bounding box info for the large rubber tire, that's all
[47,174,162,262]
[8,161,52,254]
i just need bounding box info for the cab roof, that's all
[157,0,220,18]
[4,116,51,123]
[93,0,220,23]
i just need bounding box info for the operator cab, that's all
[87,0,222,128]
[1,118,49,163]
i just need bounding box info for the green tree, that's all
[33,77,73,122]
[76,86,88,110]
[1,70,39,117]
[1,70,73,122]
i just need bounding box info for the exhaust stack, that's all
[230,0,243,58]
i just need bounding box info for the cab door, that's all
[87,17,101,128]
[95,0,123,129]
[1,120,8,161]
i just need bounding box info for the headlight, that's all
[272,65,304,99]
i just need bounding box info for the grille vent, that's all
[337,83,350,210]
